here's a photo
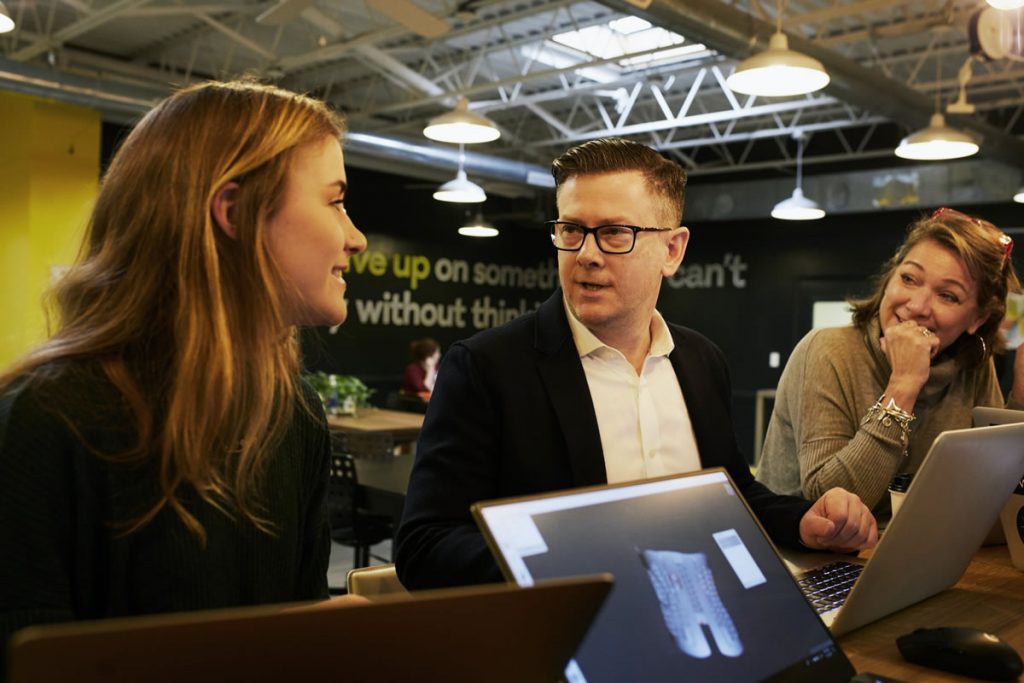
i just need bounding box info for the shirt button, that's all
[647,450,656,459]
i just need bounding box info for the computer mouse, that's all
[896,627,1023,681]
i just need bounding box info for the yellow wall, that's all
[0,91,100,368]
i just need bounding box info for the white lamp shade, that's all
[726,32,830,97]
[987,0,1024,8]
[459,211,498,237]
[894,113,979,160]
[433,169,487,203]
[1014,187,1024,203]
[0,1,14,33]
[772,187,825,220]
[458,224,499,237]
[424,98,500,144]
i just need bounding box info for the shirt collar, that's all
[562,295,675,359]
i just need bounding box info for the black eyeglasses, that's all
[546,221,673,255]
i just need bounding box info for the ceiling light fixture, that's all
[0,1,15,33]
[725,0,829,97]
[423,97,500,144]
[894,113,979,160]
[894,55,978,161]
[986,0,1024,9]
[434,144,487,203]
[458,212,499,238]
[772,132,825,220]
[1014,187,1024,203]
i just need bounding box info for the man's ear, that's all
[210,181,240,239]
[662,226,690,277]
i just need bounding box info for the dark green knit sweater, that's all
[0,362,331,670]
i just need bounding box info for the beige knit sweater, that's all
[755,320,1009,513]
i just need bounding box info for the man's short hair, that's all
[551,137,687,225]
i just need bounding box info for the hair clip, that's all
[999,233,1014,266]
[932,207,1013,266]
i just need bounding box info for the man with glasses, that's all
[396,138,877,590]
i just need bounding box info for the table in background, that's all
[327,408,424,523]
[840,546,1024,681]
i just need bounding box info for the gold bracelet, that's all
[862,394,915,456]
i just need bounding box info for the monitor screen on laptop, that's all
[473,469,856,683]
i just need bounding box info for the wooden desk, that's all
[326,408,424,442]
[841,546,1024,681]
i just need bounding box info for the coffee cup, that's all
[888,473,914,518]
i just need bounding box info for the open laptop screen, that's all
[473,469,856,683]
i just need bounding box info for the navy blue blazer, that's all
[395,290,812,590]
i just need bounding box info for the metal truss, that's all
[1,0,1022,180]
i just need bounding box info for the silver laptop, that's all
[973,405,1024,427]
[785,421,1024,636]
[473,469,858,682]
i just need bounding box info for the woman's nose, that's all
[346,220,368,254]
[904,288,932,317]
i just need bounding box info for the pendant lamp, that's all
[459,211,499,237]
[424,97,500,144]
[772,133,825,220]
[895,53,978,161]
[726,0,829,97]
[894,112,979,160]
[434,144,487,203]
[0,2,14,33]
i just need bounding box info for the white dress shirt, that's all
[564,299,702,484]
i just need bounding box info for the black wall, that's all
[320,164,1022,462]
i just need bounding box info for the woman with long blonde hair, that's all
[0,80,366,651]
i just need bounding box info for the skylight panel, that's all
[551,18,702,70]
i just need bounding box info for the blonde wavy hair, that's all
[0,80,345,541]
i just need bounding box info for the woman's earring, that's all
[977,334,987,359]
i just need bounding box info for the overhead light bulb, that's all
[894,113,979,160]
[423,97,500,144]
[773,132,825,221]
[0,1,15,33]
[1014,187,1024,203]
[726,31,830,97]
[459,212,499,237]
[986,0,1024,9]
[433,169,486,203]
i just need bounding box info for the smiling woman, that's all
[0,80,367,660]
[756,208,1024,515]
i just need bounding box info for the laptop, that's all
[472,468,859,683]
[973,405,1024,427]
[783,421,1024,635]
[7,576,611,683]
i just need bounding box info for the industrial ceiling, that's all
[2,0,1023,213]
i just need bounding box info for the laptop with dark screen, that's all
[7,576,611,683]
[472,468,858,683]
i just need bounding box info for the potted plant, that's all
[303,371,375,416]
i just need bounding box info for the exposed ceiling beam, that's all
[599,0,1024,169]
[10,0,153,62]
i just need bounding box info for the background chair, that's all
[327,451,394,571]
[346,563,407,597]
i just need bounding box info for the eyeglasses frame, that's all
[546,220,674,255]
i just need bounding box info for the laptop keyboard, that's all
[796,561,864,614]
